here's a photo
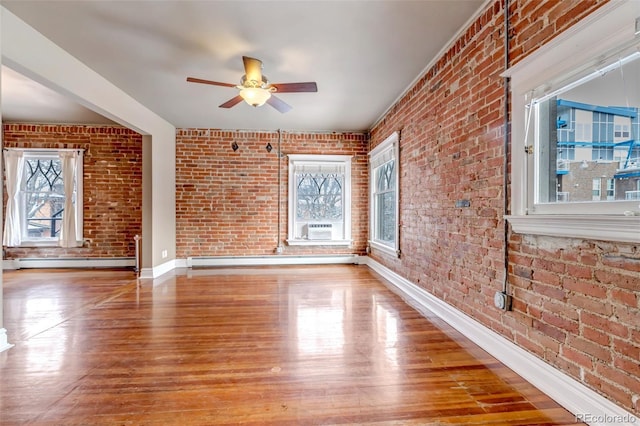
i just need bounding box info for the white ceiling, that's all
[1,0,486,132]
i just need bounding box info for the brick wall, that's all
[175,129,368,258]
[2,124,142,259]
[370,0,640,416]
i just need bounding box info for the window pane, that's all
[296,172,343,221]
[288,156,351,243]
[23,158,65,239]
[373,158,396,246]
[535,54,640,205]
[376,192,395,244]
[376,161,395,192]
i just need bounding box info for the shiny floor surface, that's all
[1,265,583,425]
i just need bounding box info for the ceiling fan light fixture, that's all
[187,56,316,113]
[239,87,271,107]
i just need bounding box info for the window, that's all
[287,155,351,245]
[592,178,601,201]
[557,145,575,161]
[369,132,399,256]
[614,123,630,139]
[574,111,592,142]
[592,144,614,161]
[606,178,615,200]
[505,1,640,243]
[3,149,83,247]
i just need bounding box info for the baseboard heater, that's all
[4,257,136,270]
[186,254,361,268]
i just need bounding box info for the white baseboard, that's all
[363,257,639,426]
[185,254,363,268]
[139,258,176,279]
[0,328,14,353]
[3,257,135,270]
[3,259,19,270]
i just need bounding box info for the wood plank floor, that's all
[0,265,584,425]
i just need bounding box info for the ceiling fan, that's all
[186,56,318,113]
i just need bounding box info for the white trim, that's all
[369,131,397,163]
[139,258,176,279]
[368,240,398,257]
[287,154,353,163]
[174,258,188,268]
[506,0,640,241]
[287,154,352,244]
[17,149,85,246]
[0,329,14,353]
[3,259,19,270]
[185,255,362,268]
[3,257,135,270]
[502,1,637,91]
[369,131,400,255]
[4,148,85,153]
[362,257,639,426]
[506,215,640,243]
[286,239,352,246]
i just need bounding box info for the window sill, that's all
[369,240,400,257]
[13,241,60,248]
[505,215,640,243]
[287,239,352,246]
[9,239,85,248]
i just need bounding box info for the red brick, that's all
[175,130,368,258]
[561,345,593,369]
[3,124,142,259]
[562,276,607,299]
[583,326,611,347]
[580,312,629,339]
[611,288,638,308]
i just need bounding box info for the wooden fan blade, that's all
[266,95,292,113]
[187,77,236,88]
[219,95,244,108]
[271,82,318,93]
[242,56,263,83]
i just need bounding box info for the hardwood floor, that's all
[1,265,583,425]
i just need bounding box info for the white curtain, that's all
[293,163,346,174]
[59,151,80,247]
[370,143,395,169]
[3,150,25,247]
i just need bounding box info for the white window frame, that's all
[369,131,400,256]
[504,0,640,243]
[19,149,84,247]
[287,154,352,246]
[607,178,616,200]
[592,178,602,201]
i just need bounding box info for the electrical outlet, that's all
[161,249,168,259]
[494,291,512,311]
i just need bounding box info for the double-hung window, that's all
[3,149,83,247]
[369,132,399,256]
[505,1,640,243]
[287,154,352,245]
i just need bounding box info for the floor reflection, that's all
[0,266,583,425]
[373,296,399,370]
[294,286,347,356]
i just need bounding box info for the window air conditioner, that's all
[306,223,333,240]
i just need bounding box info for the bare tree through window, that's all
[296,172,343,221]
[23,158,65,238]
